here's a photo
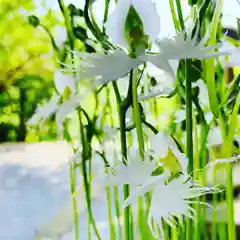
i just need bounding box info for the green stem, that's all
[79,111,102,240]
[103,0,110,24]
[132,69,150,239]
[185,59,194,174]
[39,24,60,52]
[84,0,102,41]
[185,59,194,240]
[119,105,132,240]
[57,1,101,239]
[113,80,132,240]
[175,0,185,31]
[106,186,116,240]
[57,1,80,239]
[69,164,79,240]
[108,83,123,240]
[114,186,122,240]
[131,69,145,157]
[169,0,180,31]
[224,94,240,240]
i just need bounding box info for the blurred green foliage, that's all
[0,0,60,142]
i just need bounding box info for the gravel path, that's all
[0,141,239,240]
[0,142,114,240]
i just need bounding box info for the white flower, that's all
[174,109,186,123]
[76,50,143,85]
[218,42,240,67]
[192,79,209,107]
[142,27,230,79]
[124,171,218,238]
[150,131,177,158]
[104,152,158,186]
[28,93,60,125]
[106,0,160,47]
[55,25,67,46]
[150,131,188,173]
[55,93,87,133]
[71,21,230,92]
[207,127,223,147]
[156,28,229,60]
[205,112,213,124]
[138,63,176,100]
[54,70,76,95]
[29,90,89,133]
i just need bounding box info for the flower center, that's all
[125,6,148,55]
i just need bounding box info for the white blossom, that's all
[55,93,87,133]
[103,152,158,186]
[150,131,188,173]
[174,109,186,123]
[192,79,209,107]
[142,26,230,79]
[106,0,160,47]
[28,93,60,125]
[124,170,219,238]
[54,70,76,95]
[76,50,143,85]
[207,127,223,147]
[155,28,229,60]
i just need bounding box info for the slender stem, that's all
[84,0,103,41]
[175,0,185,31]
[132,69,145,157]
[185,59,194,174]
[224,94,240,240]
[169,0,180,31]
[114,186,122,240]
[119,105,132,240]
[39,24,60,52]
[108,84,123,239]
[69,163,79,240]
[113,79,132,240]
[106,186,116,240]
[103,0,110,25]
[57,1,79,239]
[185,59,193,240]
[193,111,200,240]
[132,69,144,240]
[78,110,102,240]
[226,164,235,240]
[57,1,101,239]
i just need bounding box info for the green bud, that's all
[28,15,40,28]
[68,4,84,17]
[73,26,88,41]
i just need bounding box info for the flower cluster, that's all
[27,0,237,239]
[28,0,232,134]
[102,133,218,238]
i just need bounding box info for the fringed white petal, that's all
[155,28,231,60]
[77,50,143,85]
[28,93,60,125]
[55,93,88,134]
